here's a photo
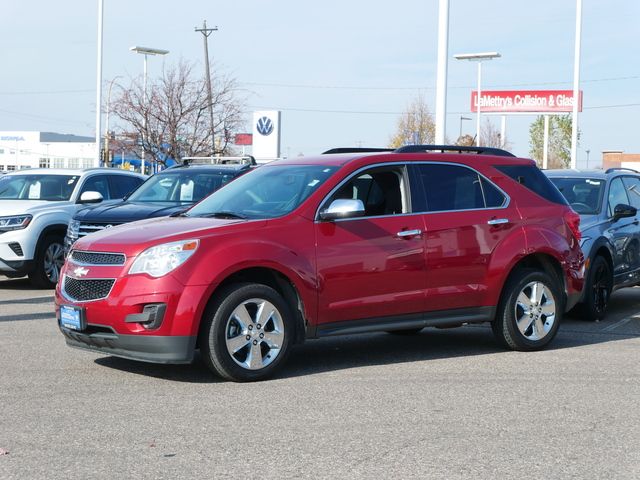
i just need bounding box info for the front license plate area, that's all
[60,305,86,331]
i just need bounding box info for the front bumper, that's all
[59,326,196,364]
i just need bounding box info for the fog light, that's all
[125,303,167,330]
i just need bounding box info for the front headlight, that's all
[68,219,80,239]
[0,215,32,232]
[129,239,199,278]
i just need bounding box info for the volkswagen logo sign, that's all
[256,116,274,136]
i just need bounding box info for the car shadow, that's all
[92,318,639,383]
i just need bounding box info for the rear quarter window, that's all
[495,165,567,205]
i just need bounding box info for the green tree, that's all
[389,96,435,148]
[529,115,577,168]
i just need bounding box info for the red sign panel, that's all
[470,90,583,113]
[234,133,253,145]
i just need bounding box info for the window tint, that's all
[548,177,604,215]
[621,176,640,210]
[413,164,505,212]
[608,177,630,217]
[495,165,567,205]
[327,167,405,217]
[109,175,143,199]
[80,175,110,199]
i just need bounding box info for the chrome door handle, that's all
[396,229,422,238]
[487,218,509,225]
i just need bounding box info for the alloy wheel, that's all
[514,281,556,341]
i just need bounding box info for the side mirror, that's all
[78,191,104,204]
[319,199,366,221]
[613,203,637,221]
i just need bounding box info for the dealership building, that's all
[0,131,96,171]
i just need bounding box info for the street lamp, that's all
[459,115,472,139]
[130,46,169,174]
[454,51,501,147]
[104,75,122,167]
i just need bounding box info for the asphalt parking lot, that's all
[1,277,639,480]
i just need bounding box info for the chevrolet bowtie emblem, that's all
[73,266,89,277]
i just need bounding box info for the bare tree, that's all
[480,118,512,150]
[110,59,245,168]
[389,96,436,148]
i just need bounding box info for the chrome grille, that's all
[70,251,125,265]
[63,276,115,302]
[78,222,122,239]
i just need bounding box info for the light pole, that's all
[459,115,471,139]
[130,46,169,174]
[95,0,104,167]
[586,149,590,169]
[104,75,122,167]
[454,51,501,147]
[570,0,583,169]
[195,21,218,156]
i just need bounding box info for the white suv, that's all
[0,168,144,287]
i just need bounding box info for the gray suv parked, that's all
[545,168,640,320]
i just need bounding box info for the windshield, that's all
[0,174,79,201]
[127,170,238,204]
[549,177,604,215]
[187,164,338,219]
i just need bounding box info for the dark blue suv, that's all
[545,168,640,320]
[65,162,252,251]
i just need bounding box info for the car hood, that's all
[74,201,190,223]
[74,215,266,256]
[0,199,74,215]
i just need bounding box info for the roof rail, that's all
[605,167,639,174]
[394,144,515,157]
[322,147,394,155]
[181,155,257,166]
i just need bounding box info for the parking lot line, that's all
[601,314,639,332]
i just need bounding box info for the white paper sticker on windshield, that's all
[28,182,41,199]
[308,179,320,187]
[179,180,194,201]
[586,180,601,185]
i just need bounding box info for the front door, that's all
[315,165,426,325]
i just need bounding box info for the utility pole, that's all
[195,20,218,156]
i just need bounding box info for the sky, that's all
[1,0,639,167]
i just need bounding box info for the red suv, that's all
[55,146,584,382]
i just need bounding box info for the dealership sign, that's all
[252,111,281,160]
[470,90,583,113]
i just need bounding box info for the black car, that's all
[65,162,252,251]
[545,168,640,320]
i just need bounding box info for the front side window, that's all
[0,174,79,201]
[80,175,110,199]
[188,165,338,219]
[108,175,143,199]
[621,176,640,210]
[413,164,506,212]
[322,166,407,217]
[608,177,630,217]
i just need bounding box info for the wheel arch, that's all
[197,266,308,348]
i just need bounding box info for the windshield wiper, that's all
[169,210,188,217]
[199,211,247,219]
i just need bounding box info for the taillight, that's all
[564,209,581,242]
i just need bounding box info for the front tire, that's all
[28,235,65,288]
[581,255,612,322]
[492,269,562,351]
[200,283,293,382]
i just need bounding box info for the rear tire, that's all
[199,283,293,382]
[492,269,562,351]
[28,235,65,289]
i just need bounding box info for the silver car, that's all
[545,168,640,320]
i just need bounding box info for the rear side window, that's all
[494,165,567,205]
[412,164,506,212]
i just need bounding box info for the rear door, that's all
[315,164,426,324]
[410,163,517,311]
